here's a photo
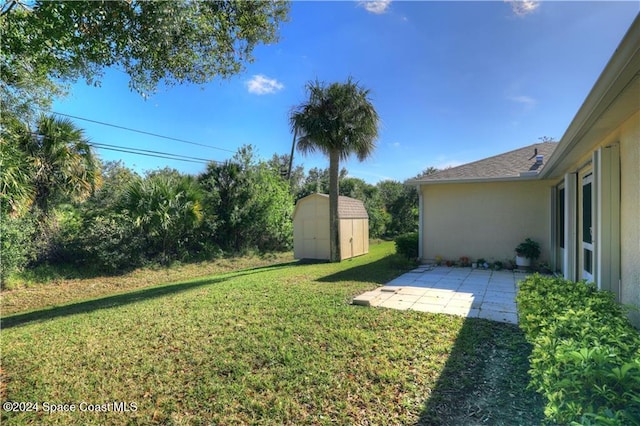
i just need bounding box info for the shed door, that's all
[302,218,329,259]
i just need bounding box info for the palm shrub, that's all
[517,275,640,424]
[122,171,203,264]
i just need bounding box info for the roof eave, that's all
[412,174,544,187]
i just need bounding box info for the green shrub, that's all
[517,275,640,424]
[68,213,147,273]
[0,215,37,287]
[394,232,418,259]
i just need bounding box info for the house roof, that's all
[294,193,369,219]
[411,142,558,184]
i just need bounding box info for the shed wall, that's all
[293,194,369,261]
[293,196,330,260]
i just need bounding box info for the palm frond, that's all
[289,77,379,163]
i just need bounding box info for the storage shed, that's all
[293,193,369,260]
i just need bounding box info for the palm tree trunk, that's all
[329,149,341,262]
[287,128,297,181]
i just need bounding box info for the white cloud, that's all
[246,75,284,95]
[505,0,540,17]
[360,0,391,14]
[508,95,537,106]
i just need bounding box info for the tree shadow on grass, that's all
[1,261,299,329]
[316,254,418,285]
[417,318,545,426]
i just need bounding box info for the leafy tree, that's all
[83,160,139,216]
[290,78,380,261]
[268,153,305,196]
[377,180,418,236]
[295,166,348,201]
[1,0,290,119]
[200,146,293,252]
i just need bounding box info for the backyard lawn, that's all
[1,242,544,425]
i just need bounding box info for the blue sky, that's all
[53,1,639,183]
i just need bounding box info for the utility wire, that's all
[50,110,237,153]
[26,131,221,165]
[89,142,218,165]
[90,144,210,165]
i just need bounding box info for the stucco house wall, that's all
[619,112,640,326]
[421,180,551,264]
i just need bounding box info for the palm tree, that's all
[123,172,203,263]
[290,78,379,262]
[1,116,35,216]
[20,114,101,215]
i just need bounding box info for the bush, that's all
[69,213,146,273]
[394,232,418,259]
[0,215,37,287]
[517,275,640,424]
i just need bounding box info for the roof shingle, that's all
[414,142,558,183]
[313,194,369,219]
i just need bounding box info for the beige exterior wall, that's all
[620,113,640,326]
[420,180,551,264]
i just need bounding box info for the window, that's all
[559,187,565,249]
[582,181,592,245]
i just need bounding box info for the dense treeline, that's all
[1,116,421,285]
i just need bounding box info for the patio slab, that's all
[352,266,531,324]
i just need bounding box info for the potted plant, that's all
[515,238,540,269]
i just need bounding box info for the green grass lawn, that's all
[1,242,544,425]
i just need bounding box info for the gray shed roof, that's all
[303,194,369,219]
[412,142,558,183]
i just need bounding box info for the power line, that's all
[50,110,237,154]
[89,142,216,165]
[93,146,207,165]
[26,131,222,165]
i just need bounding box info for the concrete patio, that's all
[353,265,531,324]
